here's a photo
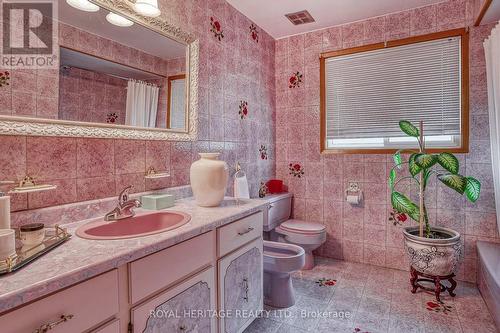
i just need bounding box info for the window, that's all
[320,29,469,153]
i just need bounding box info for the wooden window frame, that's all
[319,28,470,155]
[166,74,186,129]
[474,0,492,26]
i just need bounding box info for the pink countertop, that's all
[0,197,268,314]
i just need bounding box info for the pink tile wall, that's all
[0,0,276,212]
[0,68,59,119]
[275,0,499,282]
[59,67,128,125]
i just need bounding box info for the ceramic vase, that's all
[403,226,462,276]
[190,153,229,207]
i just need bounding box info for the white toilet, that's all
[262,193,327,308]
[264,193,327,270]
[263,240,305,308]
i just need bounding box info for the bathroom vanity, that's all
[0,198,267,333]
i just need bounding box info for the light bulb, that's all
[133,0,161,17]
[106,12,134,27]
[66,0,99,12]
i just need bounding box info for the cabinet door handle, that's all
[243,277,249,302]
[238,227,254,236]
[33,314,74,333]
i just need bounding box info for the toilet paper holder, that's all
[345,182,363,204]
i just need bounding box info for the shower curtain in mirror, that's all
[125,79,159,128]
[484,22,500,235]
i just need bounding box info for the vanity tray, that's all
[0,225,71,275]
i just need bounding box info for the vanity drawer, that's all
[217,211,263,257]
[0,269,119,333]
[129,231,214,304]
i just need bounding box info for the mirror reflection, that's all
[5,0,190,131]
[167,75,186,130]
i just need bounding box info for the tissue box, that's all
[141,194,175,210]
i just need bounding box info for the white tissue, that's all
[0,196,10,230]
[234,175,250,199]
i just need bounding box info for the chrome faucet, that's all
[104,186,142,221]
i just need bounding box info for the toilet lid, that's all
[280,219,326,234]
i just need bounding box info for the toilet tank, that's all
[262,193,293,232]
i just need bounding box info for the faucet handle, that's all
[118,185,132,205]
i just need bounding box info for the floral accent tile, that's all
[389,210,408,226]
[0,71,10,87]
[315,278,337,286]
[250,23,259,42]
[210,17,224,41]
[289,163,304,178]
[353,328,370,333]
[106,112,118,124]
[238,100,248,119]
[259,145,268,160]
[426,300,453,314]
[289,71,303,88]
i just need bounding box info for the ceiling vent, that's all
[285,10,315,25]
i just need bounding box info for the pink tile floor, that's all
[245,258,498,333]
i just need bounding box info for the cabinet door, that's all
[131,267,216,333]
[92,319,120,333]
[218,238,263,333]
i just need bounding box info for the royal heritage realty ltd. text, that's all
[148,309,353,320]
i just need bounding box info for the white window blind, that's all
[325,36,462,149]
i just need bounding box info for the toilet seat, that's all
[279,219,326,235]
[275,219,327,246]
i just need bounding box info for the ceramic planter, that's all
[190,153,229,207]
[403,226,462,276]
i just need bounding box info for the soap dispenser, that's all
[0,188,10,230]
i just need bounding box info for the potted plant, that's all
[389,120,481,277]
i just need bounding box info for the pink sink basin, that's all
[76,211,191,240]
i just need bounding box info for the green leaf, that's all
[437,153,459,174]
[438,174,467,194]
[415,154,437,169]
[408,154,422,177]
[423,169,432,187]
[389,169,396,189]
[399,120,420,137]
[407,209,420,223]
[391,192,420,221]
[465,177,481,203]
[393,151,402,169]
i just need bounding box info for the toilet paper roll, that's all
[0,196,10,230]
[346,194,360,204]
[0,229,15,261]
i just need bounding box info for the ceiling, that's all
[482,0,500,25]
[58,0,186,60]
[226,0,446,39]
[60,47,163,80]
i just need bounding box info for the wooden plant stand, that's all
[410,266,457,302]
